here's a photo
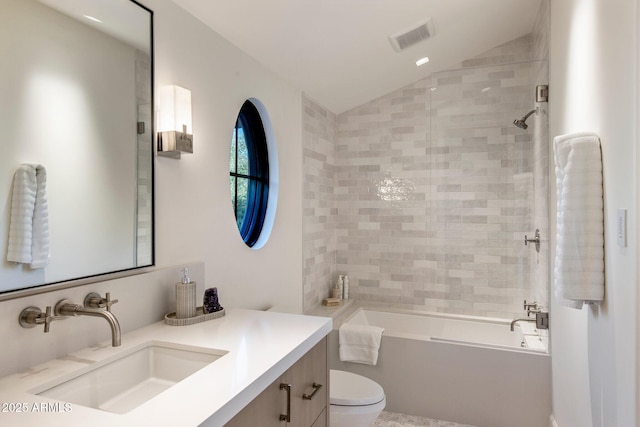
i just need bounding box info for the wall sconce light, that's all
[157,85,193,159]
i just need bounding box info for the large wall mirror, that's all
[0,0,154,297]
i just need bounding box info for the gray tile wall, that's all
[302,3,549,318]
[427,54,535,318]
[302,95,337,312]
[335,78,432,310]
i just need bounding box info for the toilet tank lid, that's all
[330,370,385,406]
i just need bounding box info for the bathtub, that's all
[329,307,551,427]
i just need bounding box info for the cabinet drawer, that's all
[225,372,287,427]
[290,337,327,426]
[225,337,328,427]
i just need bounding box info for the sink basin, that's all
[32,341,227,414]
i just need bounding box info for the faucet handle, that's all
[84,292,119,312]
[19,306,65,333]
[524,300,542,317]
[42,306,67,332]
[104,293,119,312]
[84,292,106,309]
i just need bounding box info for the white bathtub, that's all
[345,307,548,352]
[329,307,551,427]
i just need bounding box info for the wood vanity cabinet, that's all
[226,337,328,427]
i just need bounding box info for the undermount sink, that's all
[32,341,227,414]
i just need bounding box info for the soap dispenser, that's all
[176,268,196,319]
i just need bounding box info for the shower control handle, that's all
[523,300,541,317]
[524,229,541,253]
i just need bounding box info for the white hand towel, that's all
[553,132,604,308]
[7,164,50,269]
[339,323,384,365]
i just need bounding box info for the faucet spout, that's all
[55,300,121,346]
[510,318,536,332]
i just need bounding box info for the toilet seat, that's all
[330,369,385,406]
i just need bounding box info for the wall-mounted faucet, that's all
[19,292,121,347]
[55,297,121,347]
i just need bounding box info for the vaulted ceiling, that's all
[172,0,542,113]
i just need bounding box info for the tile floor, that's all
[374,411,477,427]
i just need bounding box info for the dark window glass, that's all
[229,101,269,247]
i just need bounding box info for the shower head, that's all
[513,108,538,130]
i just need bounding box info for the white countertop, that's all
[0,308,332,427]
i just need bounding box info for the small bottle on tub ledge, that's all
[343,275,350,300]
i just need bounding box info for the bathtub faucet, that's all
[510,318,535,331]
[510,311,549,331]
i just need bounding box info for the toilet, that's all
[329,369,386,427]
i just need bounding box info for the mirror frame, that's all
[0,0,155,302]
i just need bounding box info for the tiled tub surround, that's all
[329,306,551,427]
[425,59,538,318]
[303,29,549,320]
[303,96,338,312]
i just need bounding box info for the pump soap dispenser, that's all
[176,268,196,319]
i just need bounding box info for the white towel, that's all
[339,323,384,365]
[553,133,604,308]
[7,164,50,269]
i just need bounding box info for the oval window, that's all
[229,100,270,247]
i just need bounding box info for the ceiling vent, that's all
[388,18,435,53]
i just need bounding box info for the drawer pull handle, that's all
[279,383,291,422]
[302,383,323,400]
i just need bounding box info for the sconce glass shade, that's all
[157,85,193,158]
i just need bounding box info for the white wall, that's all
[550,0,637,426]
[0,0,304,375]
[149,0,304,311]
